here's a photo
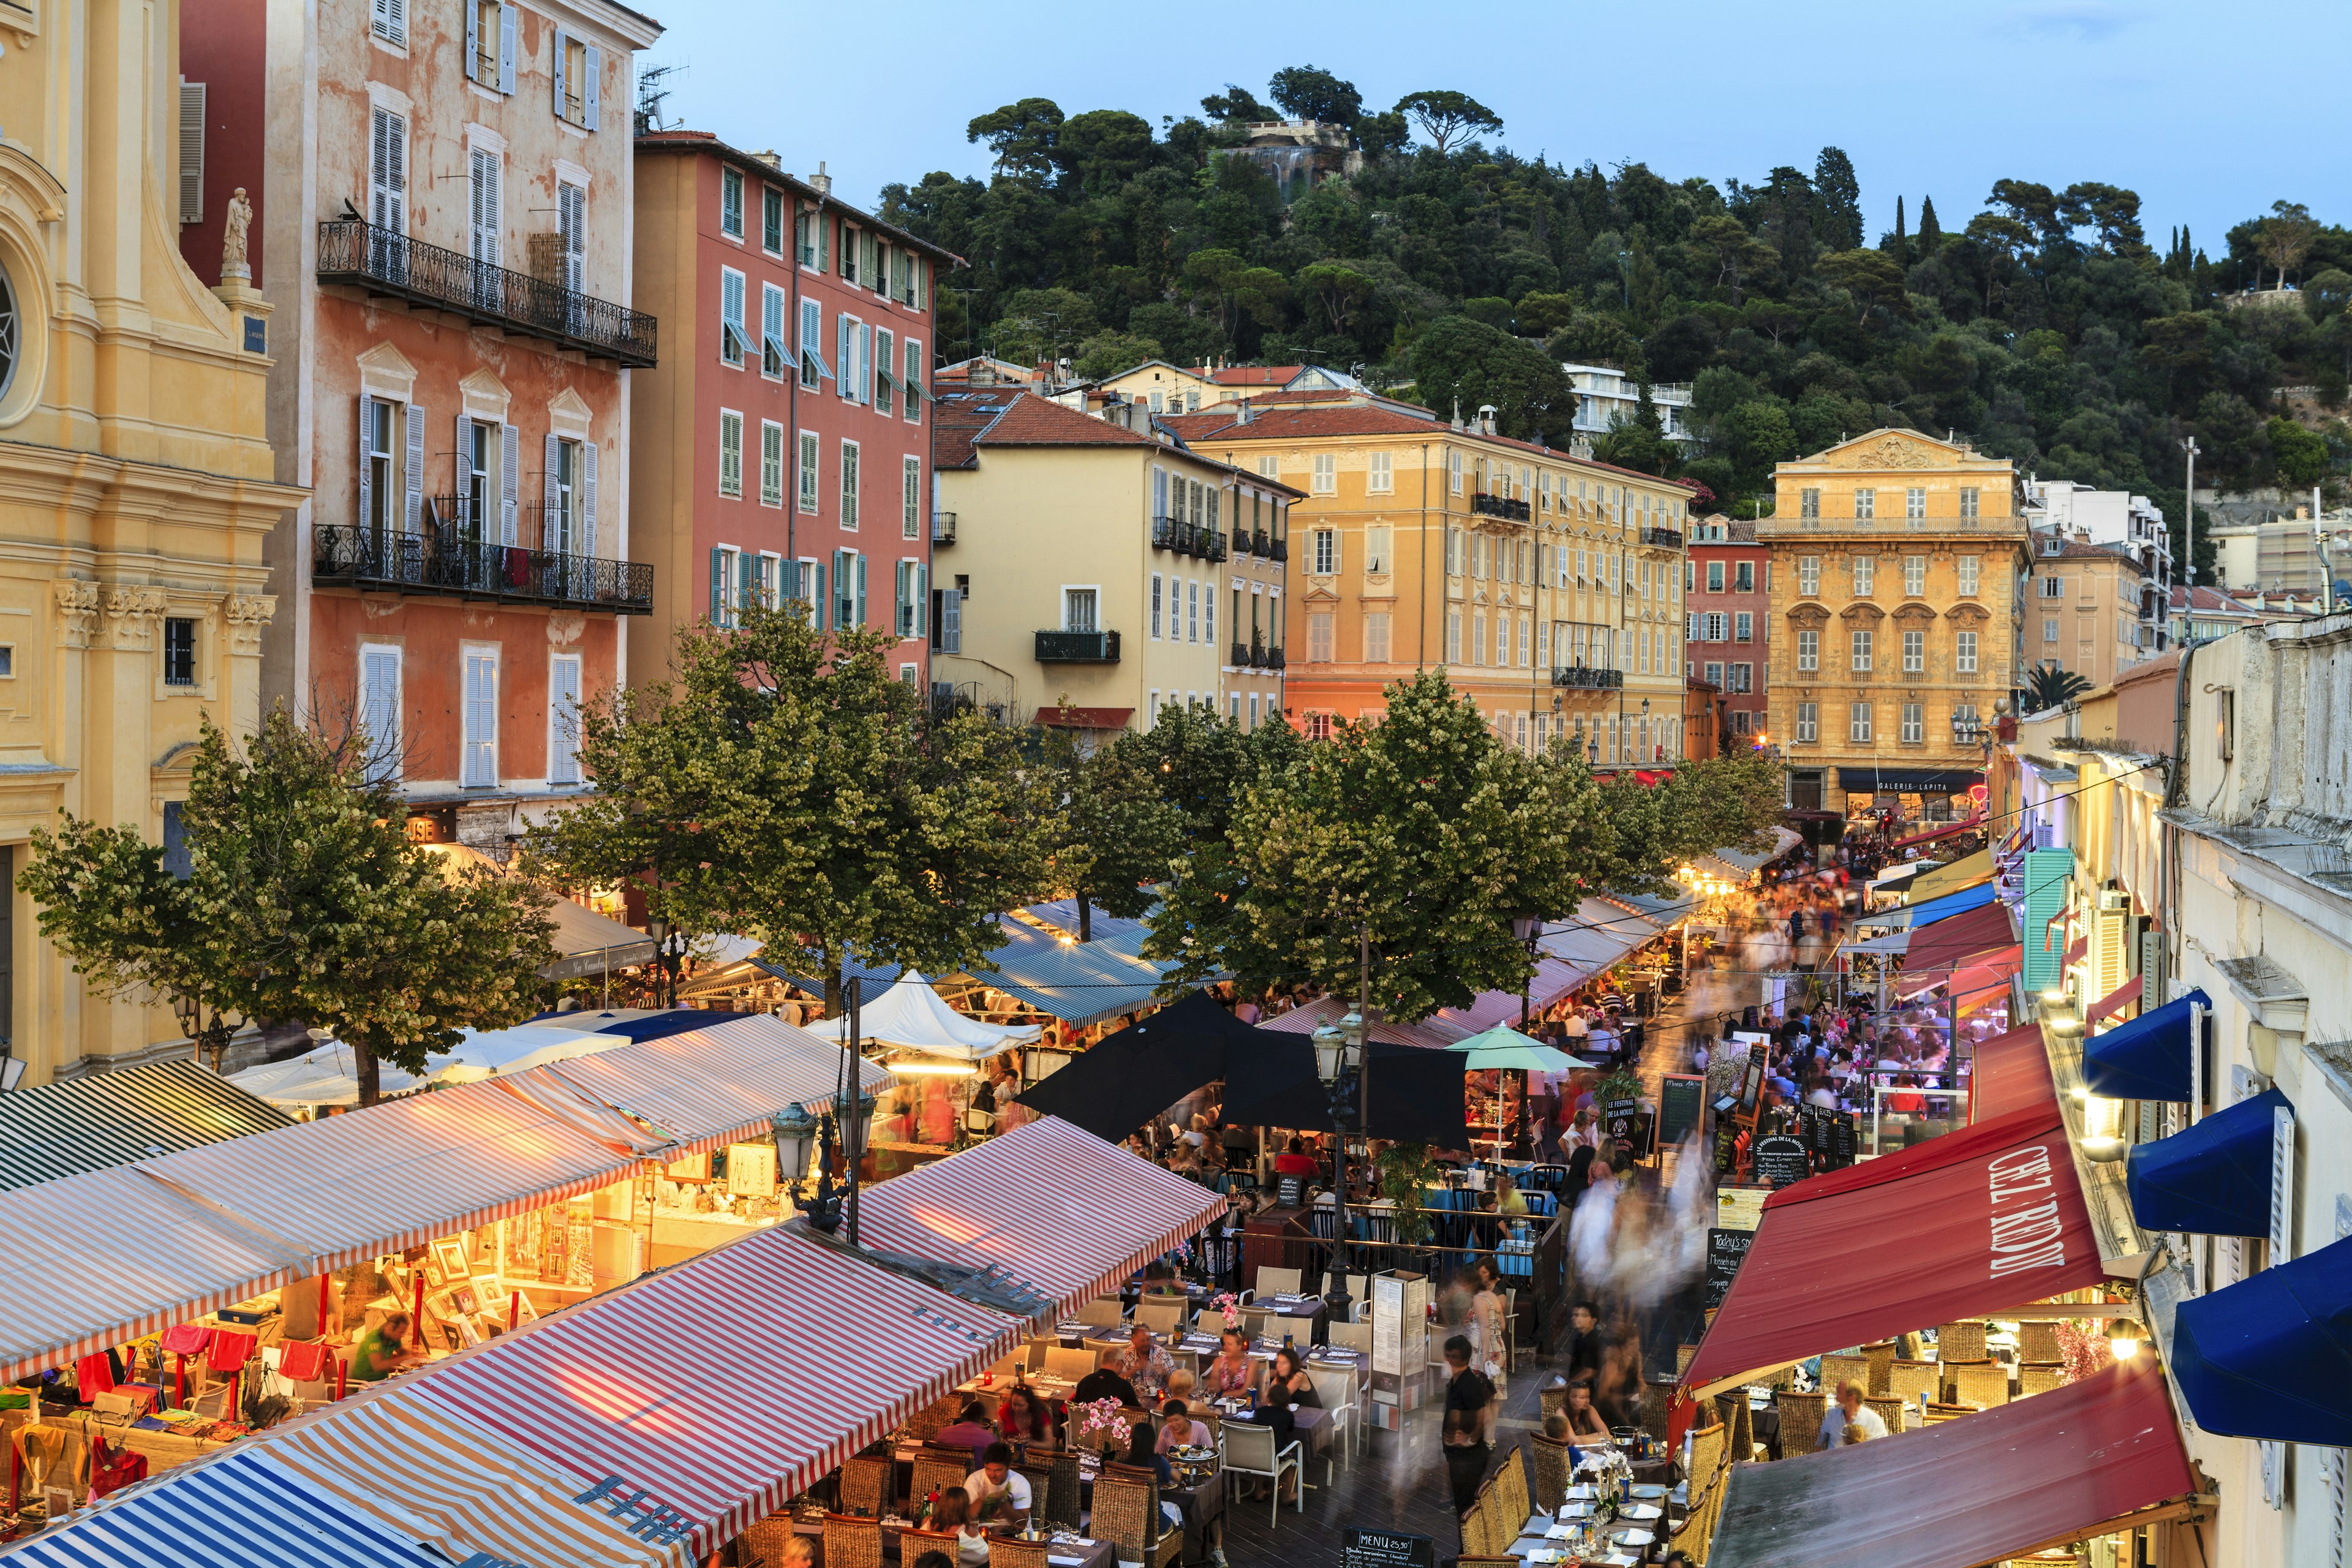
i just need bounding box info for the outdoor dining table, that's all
[1175,1332,1370,1395]
[791,1512,1117,1568]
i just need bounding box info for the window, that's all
[762,186,784,252]
[359,395,399,536]
[1703,612,1728,641]
[370,0,406,47]
[2040,537,2064,557]
[1312,529,1338,576]
[1257,456,1280,481]
[709,545,742,625]
[1795,701,1818,743]
[551,28,598,128]
[548,654,582,786]
[1497,614,1510,666]
[2041,575,2065,598]
[1959,486,1980,520]
[798,431,820,513]
[1904,555,1926,596]
[903,339,923,424]
[718,410,742,498]
[1850,629,1873,671]
[835,550,866,628]
[1905,486,1925,521]
[1849,703,1873,743]
[894,559,928,639]
[161,617,197,687]
[1800,487,1820,519]
[1446,529,1462,576]
[874,327,894,416]
[1734,560,1754,593]
[1798,556,1820,597]
[1204,582,1214,649]
[1368,451,1392,494]
[1311,453,1336,496]
[1065,587,1098,632]
[1729,662,1752,693]
[1365,525,1391,575]
[1901,702,1923,744]
[462,649,499,786]
[1902,629,1924,673]
[1471,613,1486,666]
[902,457,921,540]
[1704,660,1724,686]
[1472,535,1488,581]
[1958,555,1980,596]
[467,146,502,268]
[1797,629,1820,671]
[720,268,746,365]
[1957,630,1979,673]
[1853,488,1875,521]
[359,645,401,782]
[1308,612,1335,663]
[368,106,407,236]
[760,421,783,507]
[1517,614,1531,667]
[1150,575,1163,639]
[720,168,744,237]
[1705,561,1725,594]
[761,284,787,377]
[2043,617,2059,643]
[839,440,859,529]
[1446,611,1462,663]
[1450,451,1462,494]
[1953,703,1979,741]
[1735,611,1753,642]
[799,300,827,388]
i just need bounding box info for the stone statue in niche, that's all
[222,187,253,281]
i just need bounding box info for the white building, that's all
[1562,363,1695,443]
[2024,478,2172,652]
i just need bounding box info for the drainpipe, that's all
[1420,443,1433,669]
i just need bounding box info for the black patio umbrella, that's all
[1011,987,1232,1140]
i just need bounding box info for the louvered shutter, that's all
[464,1,480,81]
[361,647,401,781]
[462,655,497,786]
[838,317,853,400]
[543,433,559,548]
[810,559,827,630]
[942,588,961,654]
[710,549,725,621]
[356,396,375,533]
[404,402,424,532]
[551,28,568,119]
[498,2,517,92]
[580,442,597,559]
[915,564,929,638]
[369,108,388,227]
[454,414,473,530]
[549,657,581,785]
[178,82,206,223]
[500,421,519,545]
[737,551,753,614]
[855,553,868,627]
[385,0,405,46]
[385,111,404,233]
[583,45,600,130]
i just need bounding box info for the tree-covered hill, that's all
[879,67,2352,571]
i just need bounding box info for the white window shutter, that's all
[178,82,206,223]
[500,421,519,545]
[404,403,424,532]
[498,2,517,92]
[385,0,405,45]
[464,1,480,81]
[356,395,374,531]
[543,433,559,545]
[453,413,472,527]
[551,28,568,118]
[369,108,388,227]
[943,587,961,653]
[361,647,401,781]
[462,656,497,786]
[583,45,600,130]
[580,440,597,559]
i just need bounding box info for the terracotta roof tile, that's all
[929,391,1305,492]
[1210,365,1305,385]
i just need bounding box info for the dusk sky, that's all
[639,0,2345,263]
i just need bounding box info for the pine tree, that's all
[1918,194,1942,254]
[1889,194,1909,267]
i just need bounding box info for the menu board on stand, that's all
[1368,1269,1430,1432]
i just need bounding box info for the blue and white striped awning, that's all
[10,1451,453,1567]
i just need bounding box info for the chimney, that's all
[1450,398,1464,433]
[1236,399,1253,426]
[812,160,832,196]
[751,149,783,170]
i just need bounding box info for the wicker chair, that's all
[736,1514,802,1568]
[1774,1389,1828,1456]
[1095,1469,1181,1568]
[1885,1359,1940,1412]
[1538,1382,1570,1420]
[1948,1362,2012,1410]
[1936,1321,1989,1364]
[989,1539,1052,1568]
[2017,1361,2069,1398]
[1462,1485,1510,1558]
[837,1456,890,1517]
[1714,1392,1756,1462]
[1640,1377,1677,1446]
[822,1514,883,1568]
[903,1395,960,1443]
[1492,1449,1529,1531]
[1016,1462,1054,1519]
[1529,1433,1576,1512]
[1920,1400,1973,1426]
[2017,1322,2064,1364]
[899,1528,965,1565]
[1817,1354,1871,1398]
[1675,1343,1701,1378]
[1863,1394,1909,1435]
[1860,1341,1898,1395]
[1676,1422,1732,1562]
[1037,1450,1082,1531]
[908,1455,970,1513]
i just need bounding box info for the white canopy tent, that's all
[224,1042,453,1107]
[802,970,1041,1061]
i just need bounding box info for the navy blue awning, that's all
[2082,988,2211,1101]
[2171,1233,2352,1445]
[2126,1087,2285,1236]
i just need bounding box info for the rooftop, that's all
[932,391,1305,494]
[1157,404,1702,491]
[634,130,963,265]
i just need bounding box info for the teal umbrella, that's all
[1444,1024,1593,1074]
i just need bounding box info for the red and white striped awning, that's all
[852,1116,1229,1320]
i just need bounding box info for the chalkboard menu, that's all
[1752,1134,1812,1188]
[1343,1529,1435,1568]
[1831,1116,1858,1167]
[1657,1073,1706,1150]
[1275,1174,1308,1209]
[1705,1227,1753,1311]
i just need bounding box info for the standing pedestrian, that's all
[1440,1335,1496,1519]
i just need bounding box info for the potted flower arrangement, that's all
[1071,1396,1129,1460]
[1210,1292,1242,1331]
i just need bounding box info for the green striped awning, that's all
[0,1060,294,1190]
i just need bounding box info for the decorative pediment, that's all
[1944,602,1993,626]
[1823,429,1959,470]
[1838,601,1886,623]
[546,386,594,439]
[1786,605,1832,630]
[1301,583,1342,605]
[1890,603,1940,627]
[460,368,513,424]
[356,341,418,402]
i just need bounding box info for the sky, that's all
[638,0,2347,260]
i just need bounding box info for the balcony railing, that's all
[317,219,658,368]
[1640,527,1683,548]
[1551,665,1624,689]
[1265,646,1286,670]
[1472,494,1532,522]
[1231,641,1251,667]
[1199,529,1227,563]
[1035,629,1121,663]
[1253,529,1270,557]
[932,511,957,545]
[315,506,653,613]
[1270,537,1288,563]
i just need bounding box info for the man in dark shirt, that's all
[1440,1333,1495,1516]
[1564,1300,1608,1385]
[1071,1349,1140,1411]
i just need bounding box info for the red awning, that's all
[1892,814,1984,849]
[2065,935,2089,965]
[1901,903,2015,983]
[1706,1358,2196,1568]
[1950,948,2024,1015]
[1681,1099,2109,1396]
[2087,976,2141,1023]
[1035,707,1134,729]
[1970,1022,2055,1123]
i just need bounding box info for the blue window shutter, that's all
[811,560,826,630]
[855,553,867,627]
[710,548,724,622]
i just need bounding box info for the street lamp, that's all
[771,1104,818,1210]
[1311,965,1371,1327]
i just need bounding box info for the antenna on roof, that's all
[636,64,683,135]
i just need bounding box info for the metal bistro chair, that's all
[835,1455,890,1518]
[1094,1467,1181,1568]
[1218,1418,1303,1525]
[1774,1389,1828,1456]
[1306,1363,1360,1468]
[821,1515,883,1568]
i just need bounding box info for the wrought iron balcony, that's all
[1152,515,1186,553]
[1199,530,1228,563]
[1265,646,1286,670]
[1269,537,1288,563]
[1472,494,1532,522]
[1253,529,1270,557]
[1551,665,1624,689]
[317,219,658,368]
[315,499,652,612]
[932,511,957,545]
[1035,629,1120,663]
[1640,527,1683,548]
[1231,641,1252,667]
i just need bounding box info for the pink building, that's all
[1684,515,1771,745]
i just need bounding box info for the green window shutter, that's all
[2021,848,2074,992]
[710,548,724,622]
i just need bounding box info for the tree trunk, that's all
[356,1046,382,1109]
[822,948,842,1019]
[1076,890,1093,944]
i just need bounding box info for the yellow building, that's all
[1759,431,2026,817]
[0,1,301,1081]
[1161,399,1695,761]
[2024,530,2150,692]
[929,391,1295,732]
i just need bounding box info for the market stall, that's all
[0,1060,292,1190]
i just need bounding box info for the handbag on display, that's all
[206,1331,257,1374]
[87,1438,147,1500]
[276,1341,328,1383]
[159,1324,211,1358]
[74,1354,115,1404]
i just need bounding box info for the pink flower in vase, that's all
[1211,1292,1242,1330]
